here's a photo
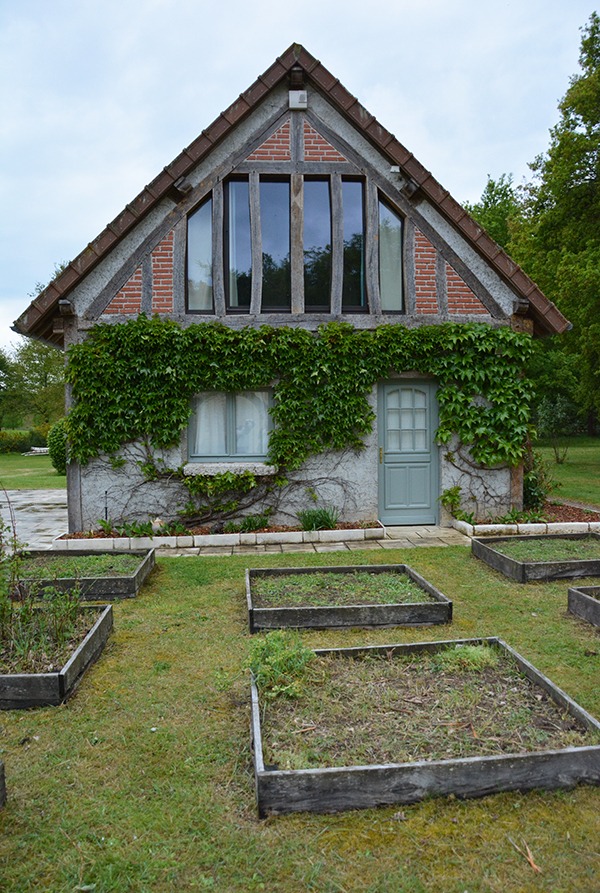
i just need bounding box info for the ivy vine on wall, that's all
[64,315,533,521]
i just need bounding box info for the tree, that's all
[3,339,65,428]
[463,173,522,250]
[508,13,600,431]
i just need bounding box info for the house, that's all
[14,45,569,533]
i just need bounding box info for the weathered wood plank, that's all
[472,534,600,582]
[16,549,154,601]
[246,564,452,631]
[212,181,226,315]
[249,171,262,315]
[251,638,600,816]
[290,172,304,314]
[61,605,113,693]
[568,586,600,629]
[256,746,600,817]
[0,605,113,709]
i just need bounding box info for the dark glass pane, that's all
[304,179,331,310]
[342,180,366,310]
[379,199,404,311]
[226,180,251,309]
[187,198,213,311]
[260,180,291,309]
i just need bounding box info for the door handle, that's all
[379,447,383,464]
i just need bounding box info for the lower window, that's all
[189,390,271,461]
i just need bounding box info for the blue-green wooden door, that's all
[378,381,439,525]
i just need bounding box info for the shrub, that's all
[47,418,68,475]
[297,506,339,531]
[523,448,556,510]
[0,430,44,454]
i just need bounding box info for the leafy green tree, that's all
[0,348,13,428]
[509,12,600,431]
[463,173,522,250]
[4,339,65,428]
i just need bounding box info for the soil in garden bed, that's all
[0,609,102,674]
[260,645,597,771]
[492,535,600,562]
[61,520,381,539]
[13,553,143,580]
[251,571,436,608]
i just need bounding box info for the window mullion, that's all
[225,393,235,457]
[213,181,226,315]
[330,173,343,315]
[249,172,262,314]
[290,173,304,313]
[366,181,381,314]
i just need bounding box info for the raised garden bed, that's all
[472,533,600,582]
[568,585,600,628]
[246,564,452,631]
[11,549,155,600]
[251,637,600,816]
[0,604,113,709]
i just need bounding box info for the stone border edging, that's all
[451,519,600,538]
[53,524,385,551]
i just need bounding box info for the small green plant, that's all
[432,643,500,673]
[438,486,475,524]
[0,500,82,674]
[523,447,556,510]
[248,630,314,700]
[297,506,339,531]
[496,507,546,524]
[223,511,272,534]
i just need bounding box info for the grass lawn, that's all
[1,547,599,892]
[0,453,65,489]
[536,435,600,506]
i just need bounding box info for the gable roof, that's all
[14,43,569,347]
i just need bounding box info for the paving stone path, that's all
[0,489,471,552]
[0,489,68,549]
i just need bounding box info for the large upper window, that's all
[303,178,331,312]
[378,198,404,312]
[341,179,365,311]
[187,197,213,311]
[186,174,403,315]
[189,390,271,461]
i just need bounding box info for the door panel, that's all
[378,381,438,525]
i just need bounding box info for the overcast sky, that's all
[0,0,595,352]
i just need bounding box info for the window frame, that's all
[186,167,406,318]
[188,389,272,463]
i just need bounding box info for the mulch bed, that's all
[542,501,600,523]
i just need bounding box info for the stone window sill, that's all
[182,462,276,476]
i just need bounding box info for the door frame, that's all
[377,379,440,525]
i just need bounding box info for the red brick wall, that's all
[105,267,143,314]
[247,120,291,161]
[414,230,438,313]
[446,263,487,314]
[303,121,347,162]
[151,230,174,313]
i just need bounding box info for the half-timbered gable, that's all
[14,45,569,532]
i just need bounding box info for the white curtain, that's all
[190,393,226,457]
[234,392,270,455]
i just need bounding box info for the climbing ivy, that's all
[65,315,534,477]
